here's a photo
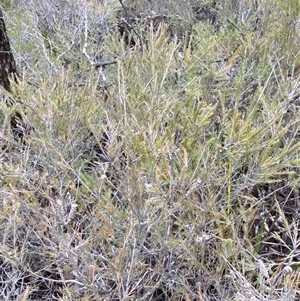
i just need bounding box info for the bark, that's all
[0,8,17,92]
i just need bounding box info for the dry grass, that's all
[1,0,300,300]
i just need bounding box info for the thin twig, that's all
[95,59,117,69]
[118,0,143,46]
[82,7,93,65]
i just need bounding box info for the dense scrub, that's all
[1,0,300,300]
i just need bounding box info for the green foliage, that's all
[1,0,300,300]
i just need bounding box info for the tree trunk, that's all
[0,8,17,92]
[0,8,28,141]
